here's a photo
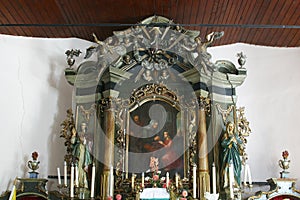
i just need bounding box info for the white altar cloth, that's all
[140,188,170,200]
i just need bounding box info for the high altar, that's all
[62,16,249,200]
[59,16,252,200]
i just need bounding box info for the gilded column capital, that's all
[100,96,118,111]
[198,96,211,114]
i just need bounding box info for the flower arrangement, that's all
[282,150,289,159]
[32,151,39,160]
[145,156,169,188]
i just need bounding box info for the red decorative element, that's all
[182,190,188,197]
[116,194,122,200]
[153,174,159,181]
[282,150,289,159]
[32,151,39,160]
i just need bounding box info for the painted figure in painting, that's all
[71,122,92,188]
[221,121,243,188]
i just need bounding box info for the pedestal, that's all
[28,171,39,179]
[280,171,289,178]
[17,178,48,199]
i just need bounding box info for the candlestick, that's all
[212,162,217,194]
[64,161,67,186]
[142,172,145,188]
[91,163,96,198]
[75,163,79,187]
[70,163,74,198]
[229,163,234,199]
[193,165,197,198]
[166,172,169,187]
[109,166,114,197]
[57,167,62,185]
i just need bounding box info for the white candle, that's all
[193,165,197,198]
[109,166,114,197]
[90,163,95,198]
[142,172,145,188]
[175,173,179,188]
[70,164,74,198]
[64,161,67,186]
[131,174,135,189]
[246,164,252,185]
[166,172,169,188]
[243,164,247,186]
[75,163,79,187]
[212,163,217,194]
[57,167,62,185]
[229,163,234,199]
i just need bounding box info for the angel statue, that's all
[182,31,224,75]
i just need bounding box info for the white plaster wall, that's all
[0,34,92,192]
[0,34,299,193]
[210,44,300,185]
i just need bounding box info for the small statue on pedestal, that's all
[27,151,40,178]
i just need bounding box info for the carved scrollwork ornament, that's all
[216,103,235,124]
[79,103,96,122]
[129,83,178,105]
[59,108,76,164]
[237,106,252,164]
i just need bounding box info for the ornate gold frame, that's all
[114,83,198,191]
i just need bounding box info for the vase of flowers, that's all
[279,150,290,178]
[27,151,40,178]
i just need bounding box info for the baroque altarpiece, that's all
[63,16,250,200]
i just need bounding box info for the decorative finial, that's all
[237,52,247,68]
[27,151,40,178]
[279,150,290,178]
[65,49,81,68]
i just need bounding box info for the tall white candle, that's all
[229,163,234,199]
[90,163,96,198]
[193,165,197,198]
[75,163,79,187]
[175,173,179,188]
[131,174,135,189]
[109,166,114,197]
[246,164,252,185]
[166,172,169,188]
[142,172,145,188]
[243,164,247,186]
[70,164,74,198]
[212,162,217,194]
[64,161,67,186]
[57,167,62,185]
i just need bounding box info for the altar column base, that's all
[198,171,210,200]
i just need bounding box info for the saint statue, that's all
[221,121,243,188]
[71,122,92,188]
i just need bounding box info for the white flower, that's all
[160,177,165,181]
[157,170,162,174]
[145,176,150,181]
